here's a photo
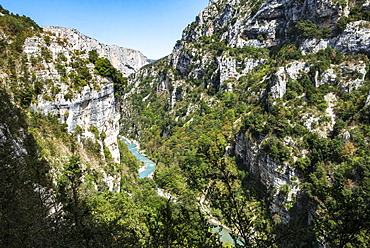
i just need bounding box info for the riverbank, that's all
[119,136,156,178]
[120,136,141,152]
[121,136,242,246]
[158,188,243,246]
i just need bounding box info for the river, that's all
[121,137,156,178]
[121,137,241,246]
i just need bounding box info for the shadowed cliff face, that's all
[0,88,53,247]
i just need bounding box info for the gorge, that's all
[1,0,370,247]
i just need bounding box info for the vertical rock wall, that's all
[23,27,149,163]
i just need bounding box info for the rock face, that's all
[22,27,143,163]
[218,56,264,87]
[34,82,120,163]
[168,0,348,89]
[170,0,369,75]
[234,133,300,223]
[125,0,370,225]
[333,21,370,55]
[178,0,345,50]
[43,26,149,76]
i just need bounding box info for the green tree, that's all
[57,155,94,247]
[293,20,332,39]
[147,199,222,248]
[88,49,99,64]
[95,57,115,77]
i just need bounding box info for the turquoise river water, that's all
[121,137,241,246]
[123,139,156,178]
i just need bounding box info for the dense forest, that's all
[0,0,370,247]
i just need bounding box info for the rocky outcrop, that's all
[270,67,287,99]
[34,82,120,163]
[234,133,300,223]
[300,20,370,56]
[218,55,264,87]
[366,93,370,106]
[179,0,346,50]
[315,62,367,91]
[43,26,149,76]
[126,0,370,228]
[172,0,370,70]
[269,61,310,100]
[23,29,123,163]
[333,21,370,55]
[167,0,353,97]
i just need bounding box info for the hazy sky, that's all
[1,0,209,59]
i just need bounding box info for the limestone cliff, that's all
[123,0,370,232]
[43,26,149,76]
[22,28,139,163]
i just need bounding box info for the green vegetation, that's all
[228,46,270,59]
[339,2,370,31]
[2,2,370,247]
[261,136,290,162]
[120,15,370,247]
[90,53,128,98]
[250,0,264,16]
[0,6,41,53]
[0,7,43,107]
[1,84,223,246]
[291,20,333,40]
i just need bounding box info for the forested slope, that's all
[1,0,370,246]
[0,5,222,247]
[121,0,370,246]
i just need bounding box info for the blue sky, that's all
[1,0,209,59]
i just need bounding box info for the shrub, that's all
[64,91,73,100]
[280,184,291,195]
[95,58,115,76]
[88,125,99,139]
[44,35,51,46]
[77,66,92,80]
[82,138,101,156]
[250,0,264,16]
[55,63,67,77]
[292,20,333,40]
[57,52,67,62]
[295,157,311,171]
[34,81,43,94]
[103,146,113,162]
[40,47,52,63]
[88,50,99,64]
[337,16,348,33]
[229,46,269,59]
[271,44,302,63]
[75,125,83,135]
[261,136,290,162]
